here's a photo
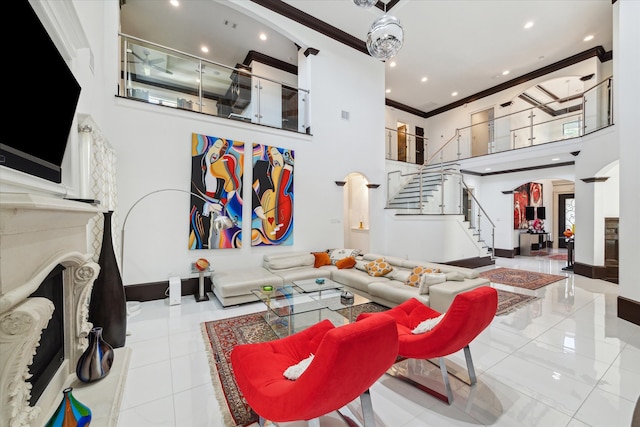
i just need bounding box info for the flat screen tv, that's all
[0,1,81,184]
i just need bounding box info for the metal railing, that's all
[386,77,613,164]
[118,34,310,134]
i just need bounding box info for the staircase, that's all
[387,161,461,213]
[386,161,495,261]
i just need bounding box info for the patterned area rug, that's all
[479,267,565,290]
[201,293,535,425]
[549,254,568,261]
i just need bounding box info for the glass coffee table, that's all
[251,282,371,338]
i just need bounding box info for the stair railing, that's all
[462,178,495,260]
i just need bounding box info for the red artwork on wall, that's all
[513,182,543,230]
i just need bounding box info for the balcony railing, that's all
[386,77,613,165]
[118,34,310,134]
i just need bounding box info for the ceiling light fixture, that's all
[353,0,378,7]
[359,1,404,61]
[201,46,209,53]
[367,14,404,60]
[385,89,391,93]
[259,33,267,41]
[502,70,510,75]
[421,77,427,82]
[169,0,179,7]
[584,35,594,42]
[389,61,396,67]
[451,91,458,97]
[524,21,534,29]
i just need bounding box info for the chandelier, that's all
[366,14,404,60]
[353,0,378,7]
[353,0,404,60]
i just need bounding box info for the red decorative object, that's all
[230,315,398,425]
[195,258,210,271]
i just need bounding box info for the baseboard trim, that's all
[618,296,640,327]
[446,256,495,268]
[494,248,516,258]
[124,277,206,301]
[573,262,607,279]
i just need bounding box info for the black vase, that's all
[76,326,115,382]
[89,211,127,348]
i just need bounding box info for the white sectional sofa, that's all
[210,251,490,312]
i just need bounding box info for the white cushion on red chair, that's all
[283,354,314,380]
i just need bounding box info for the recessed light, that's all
[584,35,594,42]
[386,89,391,93]
[421,77,427,82]
[524,21,534,29]
[485,168,492,171]
[201,46,209,53]
[502,70,510,76]
[389,61,396,67]
[551,157,560,161]
[259,33,267,41]
[451,91,458,97]
[170,0,179,7]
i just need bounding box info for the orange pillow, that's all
[312,252,331,268]
[336,256,356,269]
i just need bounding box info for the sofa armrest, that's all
[428,278,490,313]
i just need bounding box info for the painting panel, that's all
[190,133,244,249]
[251,143,294,246]
[513,183,529,230]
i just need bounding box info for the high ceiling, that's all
[120,0,613,115]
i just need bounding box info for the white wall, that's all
[616,0,640,303]
[97,0,386,285]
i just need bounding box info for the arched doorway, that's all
[342,172,370,252]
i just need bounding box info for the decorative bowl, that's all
[315,278,325,284]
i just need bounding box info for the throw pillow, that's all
[312,252,331,268]
[412,314,445,334]
[445,271,465,281]
[365,258,393,277]
[405,266,431,287]
[328,248,362,265]
[354,261,368,272]
[283,353,314,380]
[418,272,446,294]
[336,256,356,269]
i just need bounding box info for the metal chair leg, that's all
[360,389,374,427]
[463,345,477,385]
[438,357,454,404]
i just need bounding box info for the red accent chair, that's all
[230,315,399,426]
[358,286,498,404]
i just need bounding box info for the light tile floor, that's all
[118,251,640,426]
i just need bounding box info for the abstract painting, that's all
[190,133,244,249]
[251,144,294,246]
[513,182,543,230]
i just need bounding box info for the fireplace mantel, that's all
[0,193,130,427]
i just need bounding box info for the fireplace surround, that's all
[0,194,130,426]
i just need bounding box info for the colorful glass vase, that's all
[45,387,91,427]
[76,326,115,383]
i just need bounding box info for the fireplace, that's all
[0,193,130,427]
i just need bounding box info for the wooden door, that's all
[471,108,493,156]
[415,126,424,165]
[397,124,407,162]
